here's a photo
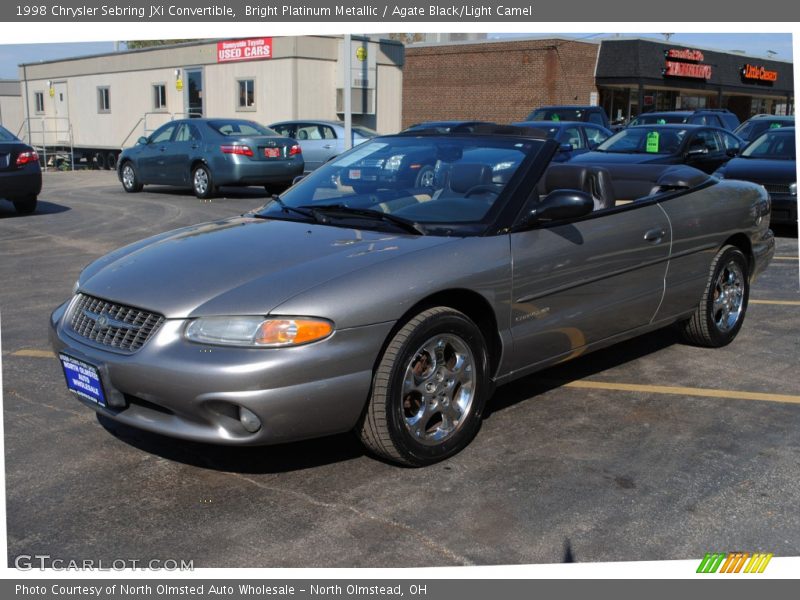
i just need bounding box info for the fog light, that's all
[239,407,262,433]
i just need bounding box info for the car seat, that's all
[543,164,615,211]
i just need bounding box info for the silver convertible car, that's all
[50,126,774,466]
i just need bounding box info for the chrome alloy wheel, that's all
[400,334,476,445]
[193,168,209,196]
[121,164,135,189]
[712,260,745,332]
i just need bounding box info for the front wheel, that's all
[679,245,749,347]
[192,164,214,199]
[120,162,143,193]
[358,307,490,466]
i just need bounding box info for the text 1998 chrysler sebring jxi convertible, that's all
[50,126,774,466]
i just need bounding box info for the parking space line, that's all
[750,299,800,306]
[10,349,55,358]
[557,380,800,405]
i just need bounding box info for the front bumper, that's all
[769,193,798,225]
[50,300,393,445]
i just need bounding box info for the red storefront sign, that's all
[217,38,273,63]
[742,64,778,82]
[666,48,705,62]
[664,60,712,79]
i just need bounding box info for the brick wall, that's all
[402,39,600,128]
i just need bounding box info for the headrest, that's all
[449,163,493,194]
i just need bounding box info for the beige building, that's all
[18,36,404,168]
[0,79,23,135]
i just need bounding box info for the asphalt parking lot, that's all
[2,171,799,568]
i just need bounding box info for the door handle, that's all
[643,228,666,242]
[159,146,166,152]
[322,144,333,149]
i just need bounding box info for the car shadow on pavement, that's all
[485,326,681,419]
[771,224,798,238]
[96,413,366,473]
[0,199,71,218]
[141,186,279,200]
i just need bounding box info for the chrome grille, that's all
[68,293,165,352]
[763,183,792,195]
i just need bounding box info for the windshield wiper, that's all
[299,204,426,235]
[266,194,318,220]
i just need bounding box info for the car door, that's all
[137,123,177,183]
[508,200,671,373]
[295,123,337,171]
[170,122,203,185]
[684,128,727,173]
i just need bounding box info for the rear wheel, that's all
[12,195,37,215]
[358,307,490,466]
[192,164,214,199]
[106,151,118,171]
[680,245,749,347]
[120,162,143,193]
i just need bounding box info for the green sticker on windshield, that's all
[646,131,660,153]
[770,122,783,129]
[551,114,560,122]
[657,118,667,125]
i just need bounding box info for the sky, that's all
[0,33,794,80]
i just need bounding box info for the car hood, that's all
[720,158,796,183]
[570,151,679,165]
[78,217,455,318]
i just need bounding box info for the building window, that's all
[153,84,167,110]
[237,79,255,110]
[34,91,45,114]
[97,87,110,113]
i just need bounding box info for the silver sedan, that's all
[50,127,774,466]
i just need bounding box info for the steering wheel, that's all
[463,184,501,198]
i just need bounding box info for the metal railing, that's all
[120,110,204,148]
[16,117,75,171]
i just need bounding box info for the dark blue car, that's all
[118,118,305,199]
[512,121,612,162]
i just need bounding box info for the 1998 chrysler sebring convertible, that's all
[50,126,774,466]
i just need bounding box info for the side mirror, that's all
[558,143,574,153]
[726,146,741,157]
[519,190,594,229]
[588,141,600,150]
[137,136,149,145]
[291,174,306,185]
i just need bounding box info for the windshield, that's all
[740,130,796,160]
[596,127,688,155]
[257,135,544,233]
[630,114,688,126]
[0,125,17,142]
[208,120,279,137]
[353,126,378,138]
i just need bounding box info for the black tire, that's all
[106,151,118,171]
[12,195,37,215]
[120,161,143,193]
[358,307,490,466]
[680,245,749,347]
[414,165,435,188]
[192,164,214,199]
[94,152,108,170]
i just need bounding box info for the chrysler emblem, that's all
[95,314,110,330]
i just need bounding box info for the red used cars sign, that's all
[217,38,273,63]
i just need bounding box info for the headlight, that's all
[790,182,797,196]
[185,317,334,347]
[384,154,405,171]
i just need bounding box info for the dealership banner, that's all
[3,0,800,21]
[4,579,799,599]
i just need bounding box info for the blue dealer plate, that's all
[59,354,107,407]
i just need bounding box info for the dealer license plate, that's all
[264,147,281,158]
[59,354,107,407]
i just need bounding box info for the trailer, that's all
[17,36,404,171]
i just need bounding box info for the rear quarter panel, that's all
[656,179,768,319]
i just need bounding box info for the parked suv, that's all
[630,109,740,131]
[734,114,795,142]
[524,106,611,130]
